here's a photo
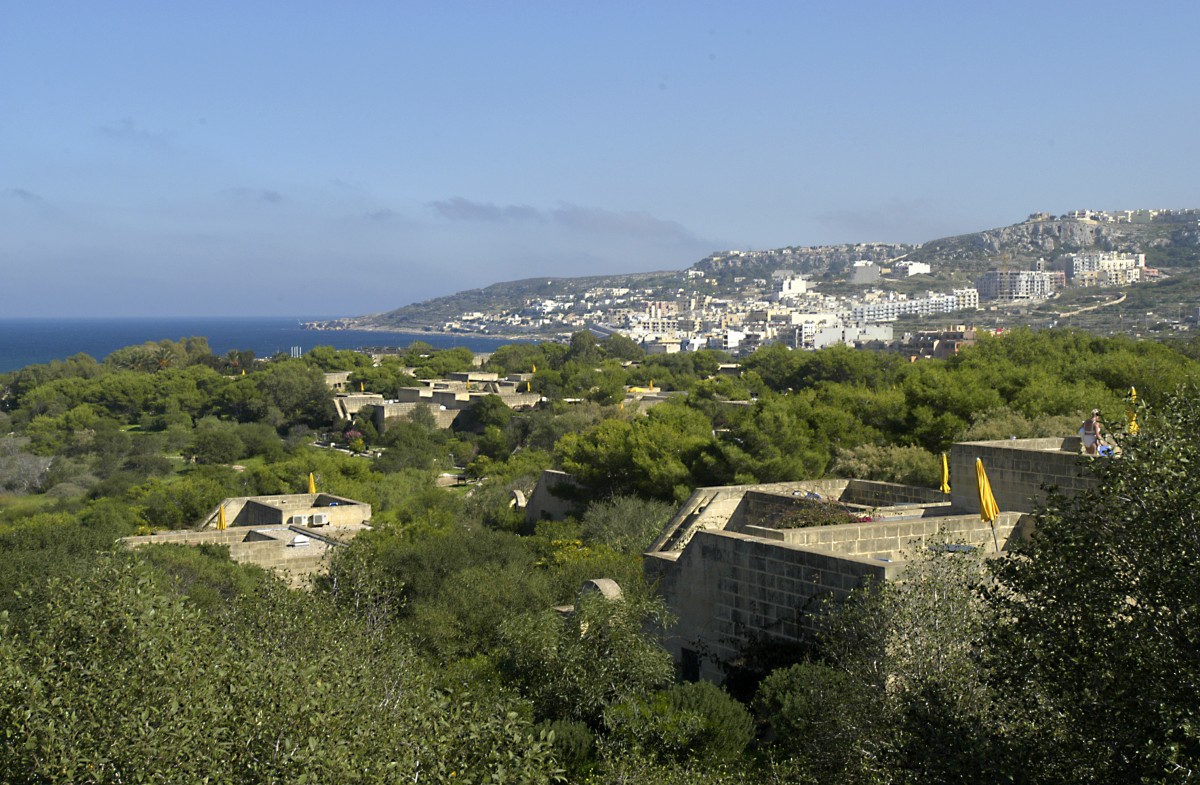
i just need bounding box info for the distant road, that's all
[1058,292,1127,318]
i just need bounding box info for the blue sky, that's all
[2,1,1198,317]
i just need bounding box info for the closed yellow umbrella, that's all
[940,453,951,495]
[217,504,227,531]
[976,458,1001,551]
[1127,386,1139,436]
[307,472,317,494]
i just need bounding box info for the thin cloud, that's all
[96,118,175,145]
[549,204,702,243]
[815,199,961,244]
[222,187,285,204]
[428,196,708,245]
[428,197,542,222]
[5,188,43,203]
[365,208,401,222]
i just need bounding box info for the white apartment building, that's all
[952,288,980,310]
[776,274,808,300]
[850,289,979,322]
[707,329,748,352]
[975,270,1057,301]
[893,261,932,277]
[1062,252,1145,287]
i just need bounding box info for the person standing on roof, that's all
[1079,408,1103,456]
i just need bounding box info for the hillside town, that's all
[438,247,1156,356]
[414,208,1200,353]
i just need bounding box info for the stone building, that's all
[646,437,1099,683]
[368,372,541,432]
[123,493,372,587]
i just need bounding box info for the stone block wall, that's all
[240,499,291,526]
[731,484,848,527]
[372,402,461,431]
[652,481,835,553]
[951,439,1099,514]
[393,388,432,404]
[651,479,953,554]
[647,530,901,683]
[524,469,585,524]
[334,393,385,419]
[743,511,1024,559]
[124,526,341,588]
[728,482,948,533]
[205,494,371,529]
[842,479,948,506]
[491,391,542,409]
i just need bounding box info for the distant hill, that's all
[350,213,1200,332]
[352,270,680,332]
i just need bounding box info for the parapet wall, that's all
[200,493,371,529]
[122,525,340,588]
[655,479,952,553]
[743,511,1026,560]
[842,479,948,507]
[950,438,1099,514]
[736,483,949,531]
[334,393,385,419]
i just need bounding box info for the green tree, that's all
[302,345,374,371]
[0,555,560,784]
[188,418,245,465]
[556,401,719,501]
[253,361,335,427]
[986,389,1200,783]
[565,330,604,366]
[457,394,514,433]
[499,590,674,727]
[601,333,646,361]
[756,545,993,785]
[581,494,676,553]
[604,680,754,764]
[483,342,547,375]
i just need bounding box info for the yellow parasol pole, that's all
[976,458,1001,552]
[940,453,951,495]
[307,472,317,494]
[217,504,227,531]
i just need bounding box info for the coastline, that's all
[0,317,538,374]
[302,320,557,343]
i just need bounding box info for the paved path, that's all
[1058,291,1127,318]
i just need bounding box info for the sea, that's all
[0,317,529,374]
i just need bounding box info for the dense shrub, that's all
[604,680,755,764]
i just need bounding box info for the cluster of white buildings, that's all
[441,265,987,355]
[1063,251,1147,287]
[600,270,984,354]
[1053,208,1200,225]
[435,219,1174,352]
[973,251,1151,302]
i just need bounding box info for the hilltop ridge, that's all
[338,210,1200,337]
